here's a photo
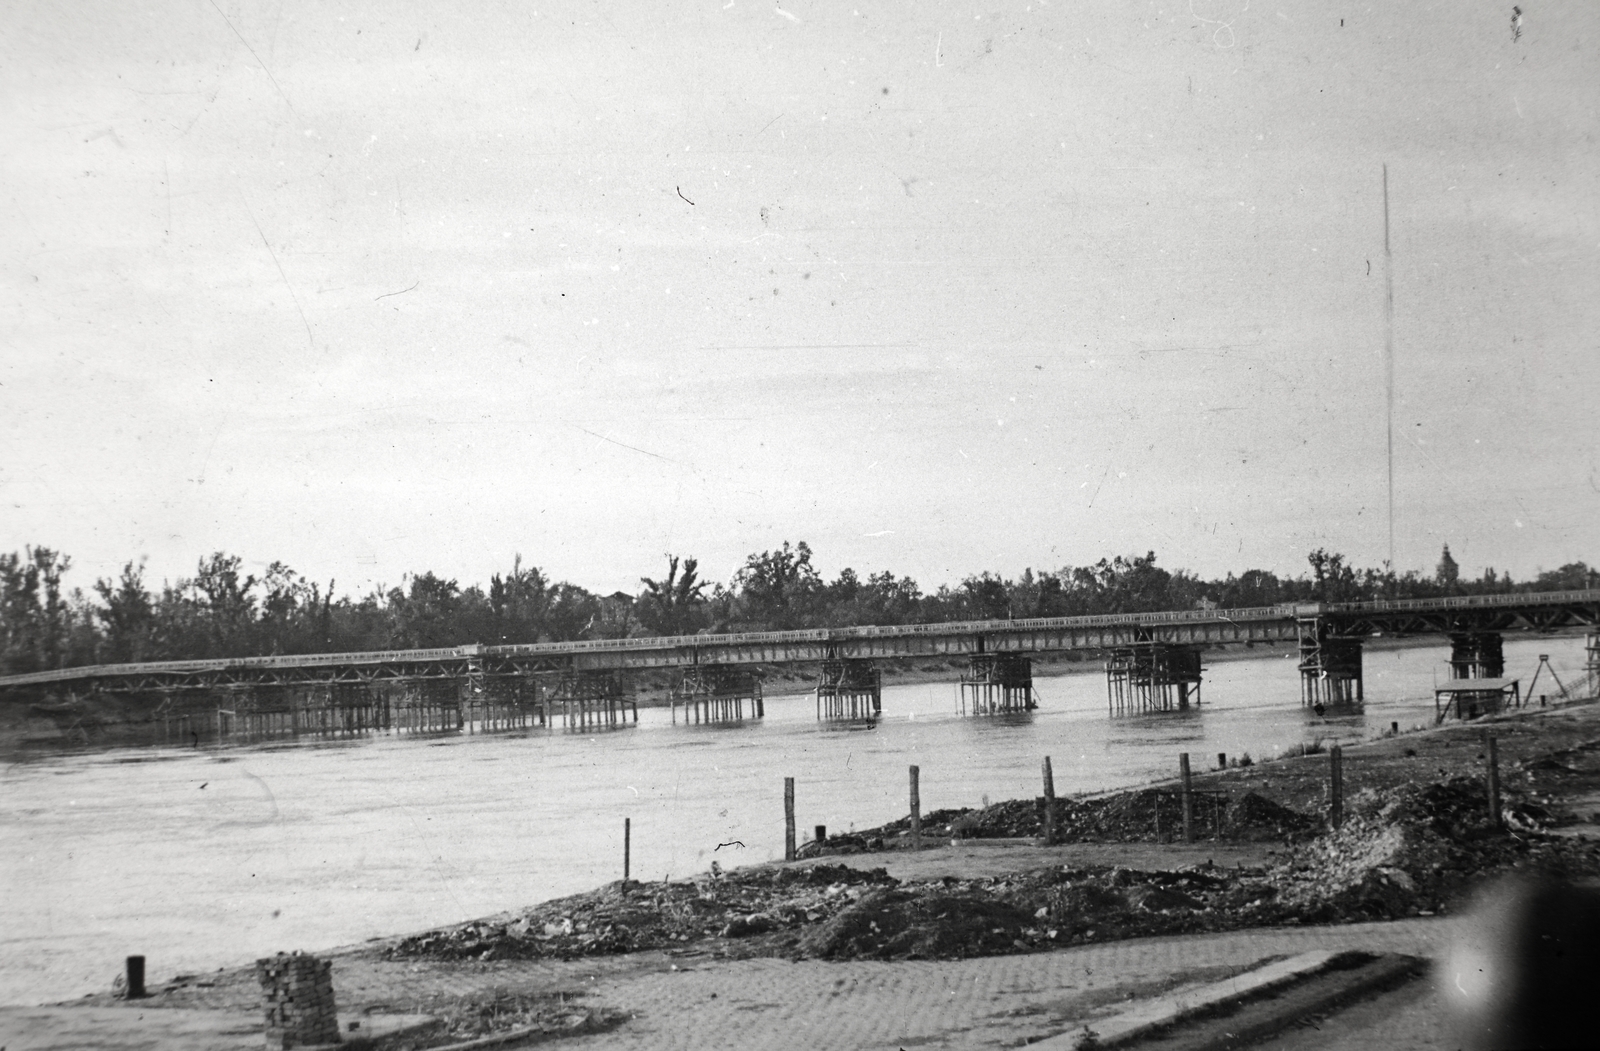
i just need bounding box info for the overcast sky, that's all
[3,0,1596,598]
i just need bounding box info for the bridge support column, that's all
[960,654,1036,715]
[1448,632,1504,680]
[548,671,637,730]
[1297,619,1364,707]
[672,666,763,724]
[815,659,880,721]
[479,675,538,730]
[1106,644,1202,714]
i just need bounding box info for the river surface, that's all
[1,635,1590,1006]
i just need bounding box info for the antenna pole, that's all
[1383,164,1395,571]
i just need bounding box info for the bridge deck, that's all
[1,589,1596,692]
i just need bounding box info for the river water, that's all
[1,636,1590,1006]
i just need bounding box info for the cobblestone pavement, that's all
[34,918,1460,1050]
[555,918,1460,1051]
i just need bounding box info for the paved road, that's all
[3,918,1460,1051]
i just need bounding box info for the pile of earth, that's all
[796,789,1318,856]
[391,774,1600,966]
[1267,774,1600,922]
[388,863,897,962]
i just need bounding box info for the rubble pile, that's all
[424,990,625,1043]
[391,765,1600,967]
[799,789,1318,854]
[1270,776,1600,922]
[388,863,897,962]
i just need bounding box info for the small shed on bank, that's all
[1434,677,1522,723]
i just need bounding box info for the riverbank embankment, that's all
[46,691,1600,1049]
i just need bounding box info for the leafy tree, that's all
[0,547,74,673]
[387,572,463,649]
[93,560,154,663]
[488,557,551,644]
[1532,562,1599,592]
[637,555,708,637]
[1307,548,1363,603]
[732,541,822,629]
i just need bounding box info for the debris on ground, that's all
[388,863,896,962]
[391,749,1600,966]
[797,789,1318,855]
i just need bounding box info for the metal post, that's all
[1179,753,1194,843]
[1041,756,1057,846]
[125,955,145,999]
[784,777,796,861]
[1487,735,1502,828]
[909,765,922,850]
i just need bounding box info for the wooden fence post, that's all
[1487,735,1502,828]
[623,817,631,881]
[1329,745,1344,830]
[1041,757,1057,846]
[909,765,922,850]
[784,777,796,861]
[1179,753,1194,844]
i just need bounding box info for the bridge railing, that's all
[3,589,1596,689]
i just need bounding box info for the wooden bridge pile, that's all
[1106,644,1202,714]
[671,666,764,724]
[959,654,1036,715]
[815,659,881,720]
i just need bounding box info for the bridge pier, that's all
[960,654,1036,715]
[547,671,637,730]
[1105,644,1202,714]
[815,659,881,720]
[672,666,763,724]
[1448,631,1504,680]
[474,675,540,731]
[1297,619,1364,706]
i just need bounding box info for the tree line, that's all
[1,542,1594,676]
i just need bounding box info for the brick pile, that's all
[256,951,340,1048]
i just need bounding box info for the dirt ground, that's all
[73,694,1600,1046]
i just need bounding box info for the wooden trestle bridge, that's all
[2,590,1597,737]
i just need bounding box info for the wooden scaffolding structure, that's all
[1106,644,1202,714]
[672,665,764,724]
[815,659,881,721]
[959,654,1037,715]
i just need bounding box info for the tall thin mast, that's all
[1383,163,1395,572]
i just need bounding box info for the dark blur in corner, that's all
[1442,875,1600,1050]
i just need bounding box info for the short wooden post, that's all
[623,817,631,881]
[814,824,827,844]
[1041,756,1057,846]
[125,955,145,999]
[1179,753,1194,844]
[784,777,796,861]
[1487,735,1502,828]
[1329,745,1344,829]
[909,765,922,850]
[1217,752,1227,770]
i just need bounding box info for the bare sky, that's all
[3,0,1596,597]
